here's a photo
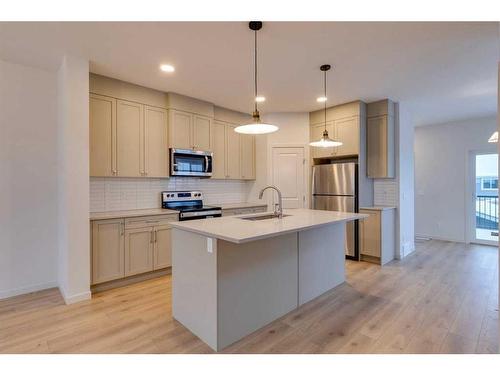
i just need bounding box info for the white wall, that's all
[57,56,91,304]
[246,112,310,206]
[414,116,497,243]
[396,104,416,257]
[0,60,59,298]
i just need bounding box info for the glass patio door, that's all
[474,153,498,244]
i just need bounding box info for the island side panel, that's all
[217,233,299,350]
[172,229,218,350]
[298,223,346,306]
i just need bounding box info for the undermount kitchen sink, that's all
[239,213,290,221]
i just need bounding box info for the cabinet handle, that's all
[150,231,154,243]
[112,169,117,175]
[154,230,157,243]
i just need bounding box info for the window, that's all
[482,177,498,190]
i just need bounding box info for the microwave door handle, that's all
[205,156,209,173]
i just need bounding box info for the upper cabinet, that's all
[309,101,363,160]
[240,134,256,180]
[226,124,241,179]
[310,122,335,159]
[89,74,256,181]
[168,110,192,149]
[193,115,211,150]
[366,100,395,179]
[335,117,359,156]
[210,120,256,180]
[211,120,227,179]
[144,106,168,178]
[116,100,144,177]
[90,96,168,178]
[168,109,212,151]
[90,94,116,177]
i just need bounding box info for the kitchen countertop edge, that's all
[359,206,396,211]
[89,202,268,221]
[169,209,368,244]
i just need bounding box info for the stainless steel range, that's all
[161,191,222,221]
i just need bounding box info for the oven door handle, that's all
[204,156,209,173]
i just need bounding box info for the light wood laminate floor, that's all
[0,240,498,354]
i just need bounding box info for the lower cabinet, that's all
[91,216,175,285]
[359,208,396,265]
[91,219,125,284]
[153,225,172,269]
[124,227,154,277]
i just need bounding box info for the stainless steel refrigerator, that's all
[312,162,358,259]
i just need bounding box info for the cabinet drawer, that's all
[125,215,178,229]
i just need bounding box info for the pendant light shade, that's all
[234,21,279,135]
[488,131,498,143]
[309,64,342,148]
[309,129,343,147]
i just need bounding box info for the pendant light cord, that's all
[324,69,327,131]
[254,29,258,113]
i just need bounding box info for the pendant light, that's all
[234,21,279,135]
[309,65,342,148]
[488,131,498,143]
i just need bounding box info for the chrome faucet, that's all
[259,185,283,218]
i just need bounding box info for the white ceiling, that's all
[0,22,498,125]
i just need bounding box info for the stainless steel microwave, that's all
[170,148,213,177]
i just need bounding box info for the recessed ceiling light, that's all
[160,64,175,73]
[255,96,266,103]
[316,96,327,103]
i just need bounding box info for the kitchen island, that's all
[169,208,367,351]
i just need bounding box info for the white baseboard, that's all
[59,288,91,305]
[0,281,58,300]
[415,233,465,243]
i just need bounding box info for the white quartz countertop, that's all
[89,202,267,220]
[360,206,396,211]
[169,208,368,244]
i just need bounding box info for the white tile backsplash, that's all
[373,179,398,207]
[89,177,251,212]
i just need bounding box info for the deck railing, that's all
[476,195,499,230]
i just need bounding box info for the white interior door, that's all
[271,147,305,209]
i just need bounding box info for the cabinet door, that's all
[226,124,241,179]
[116,100,144,177]
[367,115,394,178]
[154,225,172,270]
[360,211,381,257]
[89,94,116,177]
[211,120,227,179]
[92,219,124,284]
[145,106,168,177]
[192,115,211,150]
[124,227,154,277]
[240,134,255,180]
[335,117,359,156]
[168,110,192,149]
[310,122,335,158]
